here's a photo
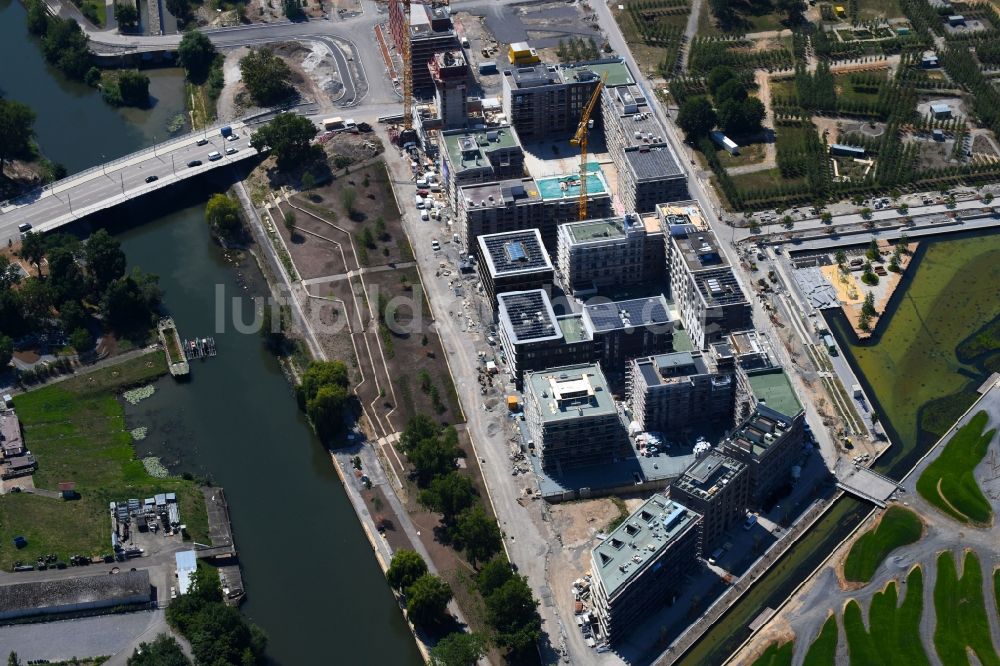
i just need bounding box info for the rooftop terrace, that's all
[592,494,699,598]
[478,229,552,277]
[461,178,541,208]
[526,363,616,423]
[673,229,729,273]
[558,314,591,344]
[562,59,635,87]
[693,268,747,307]
[443,126,521,173]
[658,201,708,231]
[564,215,649,244]
[636,351,711,387]
[536,170,609,201]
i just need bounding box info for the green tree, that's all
[0,98,37,175]
[405,574,453,627]
[399,414,439,452]
[177,31,217,84]
[866,238,880,261]
[205,193,242,238]
[114,2,139,28]
[7,652,22,666]
[775,0,805,22]
[41,18,92,80]
[485,575,542,654]
[419,472,477,524]
[861,291,877,318]
[19,277,52,324]
[18,232,47,277]
[430,632,487,666]
[452,505,501,566]
[718,97,765,137]
[47,247,85,304]
[85,229,127,293]
[359,226,375,249]
[127,634,190,666]
[100,270,161,335]
[283,211,296,231]
[165,0,190,20]
[300,171,316,191]
[706,66,737,96]
[860,207,873,220]
[250,113,319,171]
[821,211,833,224]
[408,428,460,487]
[115,70,151,107]
[70,327,94,353]
[283,0,305,20]
[25,0,49,36]
[677,97,716,142]
[714,79,747,106]
[0,336,12,370]
[240,48,293,106]
[342,187,358,216]
[835,249,847,267]
[858,310,871,331]
[477,557,513,596]
[59,299,88,333]
[295,360,351,441]
[387,549,428,591]
[85,67,102,87]
[374,217,387,240]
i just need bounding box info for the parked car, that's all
[420,210,430,222]
[743,514,758,530]
[144,175,158,183]
[431,239,440,250]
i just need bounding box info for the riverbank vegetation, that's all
[205,192,245,243]
[843,506,922,582]
[178,31,224,128]
[25,2,93,80]
[933,552,999,666]
[295,360,352,442]
[0,352,210,569]
[98,69,151,108]
[916,411,995,525]
[166,565,267,665]
[844,567,928,665]
[128,634,189,665]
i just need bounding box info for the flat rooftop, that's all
[0,410,22,453]
[562,59,635,87]
[525,363,616,423]
[658,201,708,231]
[461,178,541,208]
[0,570,150,616]
[672,229,729,273]
[625,146,685,181]
[584,295,672,333]
[592,494,699,598]
[694,267,747,307]
[746,369,802,419]
[673,451,745,501]
[507,63,563,89]
[498,289,561,344]
[728,405,797,458]
[537,170,609,201]
[564,215,639,244]
[558,314,590,344]
[478,229,552,278]
[443,126,520,173]
[636,351,711,387]
[408,3,453,38]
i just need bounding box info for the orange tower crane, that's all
[569,72,607,221]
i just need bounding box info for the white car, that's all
[207,151,222,161]
[225,147,238,155]
[227,133,239,142]
[431,239,440,250]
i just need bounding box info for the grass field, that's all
[696,0,788,36]
[750,640,794,666]
[934,551,1000,666]
[0,352,209,569]
[916,411,995,525]
[717,142,768,169]
[833,233,1000,454]
[843,506,923,582]
[730,167,807,191]
[843,566,929,666]
[856,0,903,21]
[802,614,838,666]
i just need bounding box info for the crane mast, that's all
[402,0,413,131]
[569,72,607,221]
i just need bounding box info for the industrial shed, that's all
[0,570,151,620]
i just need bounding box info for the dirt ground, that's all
[242,0,327,23]
[217,42,342,120]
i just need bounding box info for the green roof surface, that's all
[525,364,615,424]
[442,128,520,174]
[671,329,695,352]
[566,217,626,243]
[563,60,635,88]
[747,370,802,419]
[558,314,589,343]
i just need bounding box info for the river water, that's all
[1,3,421,663]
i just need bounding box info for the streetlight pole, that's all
[172,154,176,175]
[120,172,125,196]
[101,154,107,176]
[153,136,157,157]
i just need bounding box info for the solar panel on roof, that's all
[505,241,527,263]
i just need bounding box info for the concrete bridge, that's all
[0,120,264,246]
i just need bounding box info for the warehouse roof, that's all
[0,571,150,616]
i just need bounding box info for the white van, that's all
[415,196,425,209]
[207,151,222,161]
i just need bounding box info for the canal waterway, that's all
[1,3,422,663]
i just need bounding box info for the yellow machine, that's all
[569,72,607,220]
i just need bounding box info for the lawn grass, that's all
[696,0,788,36]
[916,411,995,525]
[802,614,838,666]
[0,352,209,569]
[856,0,903,21]
[843,506,923,583]
[843,566,929,666]
[933,551,1000,666]
[730,167,806,191]
[750,641,794,666]
[718,142,767,169]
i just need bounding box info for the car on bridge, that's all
[145,175,158,183]
[187,160,202,168]
[208,151,222,162]
[196,138,209,146]
[225,147,238,155]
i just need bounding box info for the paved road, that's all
[0,121,260,247]
[0,610,171,663]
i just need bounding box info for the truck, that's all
[220,125,233,138]
[322,117,345,131]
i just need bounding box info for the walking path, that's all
[300,262,416,286]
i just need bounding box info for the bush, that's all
[240,48,294,106]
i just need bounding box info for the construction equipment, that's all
[569,72,607,221]
[401,0,413,131]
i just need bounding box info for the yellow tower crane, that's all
[569,72,607,221]
[401,0,413,131]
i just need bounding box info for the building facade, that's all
[556,214,665,294]
[440,126,524,207]
[501,63,601,139]
[669,452,749,552]
[429,51,469,129]
[626,350,735,433]
[590,494,701,644]
[497,290,594,383]
[523,363,625,474]
[388,0,459,93]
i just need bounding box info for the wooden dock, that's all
[157,318,189,377]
